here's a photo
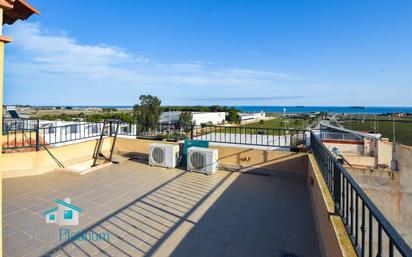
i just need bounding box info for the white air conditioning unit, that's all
[187,147,218,175]
[149,143,179,168]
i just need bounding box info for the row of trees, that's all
[37,95,242,130]
[133,95,241,130]
[37,112,135,123]
[161,105,236,113]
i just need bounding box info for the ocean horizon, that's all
[65,105,412,114]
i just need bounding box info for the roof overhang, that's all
[1,0,39,25]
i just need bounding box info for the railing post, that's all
[35,119,40,151]
[333,163,341,212]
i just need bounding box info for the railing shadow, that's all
[39,169,234,257]
[167,165,320,257]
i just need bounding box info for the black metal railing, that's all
[118,123,187,141]
[117,123,308,149]
[2,118,40,151]
[2,122,106,151]
[38,122,105,146]
[2,127,38,150]
[190,125,307,149]
[310,131,412,257]
[2,121,308,151]
[2,117,39,132]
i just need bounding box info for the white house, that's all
[239,111,266,122]
[191,112,226,125]
[44,197,82,226]
[159,111,226,126]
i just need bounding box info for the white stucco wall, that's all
[239,112,266,121]
[192,112,226,125]
[160,112,226,125]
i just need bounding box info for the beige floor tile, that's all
[4,160,320,257]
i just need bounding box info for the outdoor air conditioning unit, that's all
[187,147,218,175]
[149,143,179,168]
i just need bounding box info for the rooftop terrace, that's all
[2,127,411,257]
[3,159,319,257]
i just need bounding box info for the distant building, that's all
[191,112,226,125]
[159,111,181,125]
[3,105,22,119]
[2,106,33,131]
[239,111,266,122]
[394,112,406,118]
[159,111,226,126]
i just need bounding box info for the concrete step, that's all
[55,154,128,175]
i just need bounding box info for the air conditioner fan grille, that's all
[152,147,164,164]
[190,152,205,170]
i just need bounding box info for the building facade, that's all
[160,111,226,126]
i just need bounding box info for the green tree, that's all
[102,108,117,113]
[226,108,241,124]
[113,112,135,124]
[160,105,236,113]
[133,95,162,131]
[86,114,103,122]
[179,112,193,132]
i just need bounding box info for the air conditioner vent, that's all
[149,143,179,168]
[190,152,205,170]
[187,147,218,175]
[152,147,164,164]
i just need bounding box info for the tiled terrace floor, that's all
[3,160,320,257]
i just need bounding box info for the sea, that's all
[83,106,412,114]
[234,106,412,114]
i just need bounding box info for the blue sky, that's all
[4,0,412,106]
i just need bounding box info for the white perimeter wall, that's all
[192,112,226,125]
[160,112,226,125]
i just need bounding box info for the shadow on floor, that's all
[39,165,319,257]
[168,170,320,257]
[40,168,233,256]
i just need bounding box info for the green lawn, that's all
[242,118,307,129]
[195,126,304,137]
[340,121,412,146]
[194,118,307,137]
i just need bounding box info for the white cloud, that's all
[3,22,301,105]
[6,22,291,83]
[3,22,410,106]
[7,22,137,77]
